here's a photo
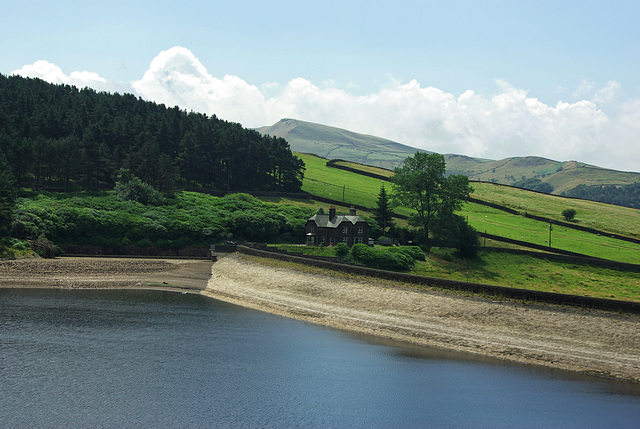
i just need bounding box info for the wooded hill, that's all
[0,74,305,193]
[257,118,640,207]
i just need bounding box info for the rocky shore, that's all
[2,254,639,382]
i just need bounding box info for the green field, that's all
[470,182,640,238]
[297,153,640,265]
[417,249,640,302]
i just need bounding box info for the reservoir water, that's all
[1,288,639,428]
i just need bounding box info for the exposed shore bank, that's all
[204,253,640,383]
[2,255,639,382]
[0,257,213,292]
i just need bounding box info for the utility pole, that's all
[548,223,552,248]
[342,185,345,202]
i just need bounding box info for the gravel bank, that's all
[0,257,213,291]
[204,253,640,382]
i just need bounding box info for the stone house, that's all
[305,206,369,246]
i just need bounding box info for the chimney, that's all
[329,205,336,221]
[350,206,356,216]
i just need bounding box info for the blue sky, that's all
[4,0,640,172]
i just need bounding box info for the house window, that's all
[342,237,349,243]
[310,226,315,233]
[355,237,363,244]
[357,226,363,235]
[342,226,348,234]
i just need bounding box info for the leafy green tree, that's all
[561,208,577,222]
[373,183,394,234]
[391,152,473,249]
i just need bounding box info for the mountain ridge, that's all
[257,118,640,196]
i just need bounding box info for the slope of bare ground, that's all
[204,253,640,382]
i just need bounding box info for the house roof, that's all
[308,214,366,229]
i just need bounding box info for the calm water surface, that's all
[1,288,639,428]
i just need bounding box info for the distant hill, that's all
[255,118,429,171]
[257,118,640,197]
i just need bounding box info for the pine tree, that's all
[0,151,17,235]
[373,183,394,235]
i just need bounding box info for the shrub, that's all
[377,250,413,270]
[115,173,165,206]
[335,242,350,257]
[389,245,426,261]
[350,243,413,271]
[562,208,577,222]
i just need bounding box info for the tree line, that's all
[0,74,305,194]
[562,183,640,209]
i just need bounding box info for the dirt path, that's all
[204,253,640,382]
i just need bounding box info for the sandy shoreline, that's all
[2,254,639,382]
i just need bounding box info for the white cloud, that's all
[11,60,108,90]
[132,46,268,125]
[11,47,640,172]
[593,80,621,104]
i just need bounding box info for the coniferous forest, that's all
[0,74,305,193]
[562,183,640,209]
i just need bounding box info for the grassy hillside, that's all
[258,118,640,196]
[326,158,640,239]
[297,153,640,264]
[417,250,640,302]
[470,182,640,236]
[257,118,428,170]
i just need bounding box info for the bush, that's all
[11,190,317,250]
[378,250,413,270]
[115,173,165,206]
[388,245,426,261]
[350,243,413,271]
[335,242,350,257]
[562,208,577,222]
[11,240,30,251]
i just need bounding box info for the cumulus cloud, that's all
[132,46,268,126]
[11,60,109,90]
[11,47,640,172]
